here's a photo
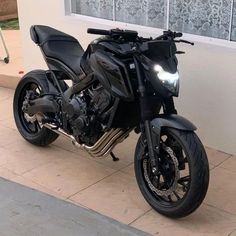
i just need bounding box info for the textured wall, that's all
[0,0,18,21]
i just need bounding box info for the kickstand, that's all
[110,152,119,162]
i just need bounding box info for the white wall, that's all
[17,0,236,154]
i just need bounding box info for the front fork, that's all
[134,56,176,175]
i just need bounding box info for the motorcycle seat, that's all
[30,25,84,75]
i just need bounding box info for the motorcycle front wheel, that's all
[135,128,209,218]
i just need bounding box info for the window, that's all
[71,0,236,42]
[71,0,167,29]
[169,0,231,40]
[115,0,167,29]
[71,0,113,20]
[231,0,236,41]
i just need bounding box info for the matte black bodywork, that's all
[151,114,197,131]
[28,25,195,136]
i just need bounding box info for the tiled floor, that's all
[0,87,236,236]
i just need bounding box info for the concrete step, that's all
[0,74,19,89]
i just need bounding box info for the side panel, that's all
[109,98,162,129]
[89,50,134,100]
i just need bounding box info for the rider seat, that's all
[30,25,84,75]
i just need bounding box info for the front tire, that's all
[13,73,59,146]
[135,128,209,218]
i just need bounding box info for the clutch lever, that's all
[176,51,185,54]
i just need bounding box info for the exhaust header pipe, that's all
[43,124,130,157]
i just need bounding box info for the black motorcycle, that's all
[13,25,209,218]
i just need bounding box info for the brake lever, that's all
[176,39,194,46]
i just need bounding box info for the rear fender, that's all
[22,70,58,94]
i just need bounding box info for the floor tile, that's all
[209,163,215,170]
[129,131,139,141]
[23,155,116,198]
[229,229,236,236]
[0,96,13,121]
[11,175,65,200]
[120,164,135,177]
[0,145,64,175]
[0,146,9,165]
[70,171,151,224]
[205,146,231,167]
[205,166,236,215]
[0,166,18,180]
[0,114,17,130]
[219,155,236,173]
[2,137,69,160]
[0,126,20,147]
[0,87,14,101]
[131,204,236,236]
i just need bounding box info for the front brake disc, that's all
[143,145,180,197]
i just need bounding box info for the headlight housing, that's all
[154,64,179,96]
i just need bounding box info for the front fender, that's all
[150,114,197,131]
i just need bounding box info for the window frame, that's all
[67,0,236,49]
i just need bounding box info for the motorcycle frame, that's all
[26,33,197,166]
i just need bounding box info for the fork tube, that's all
[133,56,158,173]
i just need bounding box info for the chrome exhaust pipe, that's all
[91,130,130,157]
[82,129,120,152]
[43,123,81,148]
[43,123,130,157]
[84,129,129,157]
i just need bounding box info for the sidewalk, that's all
[0,177,149,236]
[0,86,236,236]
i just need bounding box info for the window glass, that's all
[71,0,114,20]
[71,0,236,42]
[231,0,236,41]
[115,0,167,29]
[169,0,231,40]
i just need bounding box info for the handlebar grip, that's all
[87,28,110,36]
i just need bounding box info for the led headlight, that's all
[154,64,179,96]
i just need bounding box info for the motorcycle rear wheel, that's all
[13,74,59,146]
[134,128,209,218]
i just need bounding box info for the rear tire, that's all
[13,72,59,146]
[134,128,209,218]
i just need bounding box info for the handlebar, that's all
[87,28,193,45]
[87,28,138,41]
[87,28,110,36]
[155,30,183,40]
